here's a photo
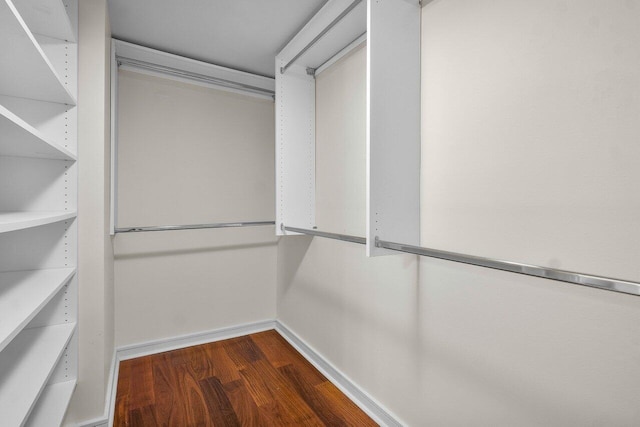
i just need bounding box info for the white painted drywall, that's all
[421,0,640,281]
[114,71,277,346]
[65,0,115,424]
[277,7,640,425]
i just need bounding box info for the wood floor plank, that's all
[113,360,132,426]
[174,362,213,426]
[251,330,303,368]
[279,363,348,426]
[114,330,378,427]
[316,381,379,426]
[203,341,242,384]
[251,331,326,386]
[187,344,216,381]
[129,405,157,427]
[242,358,324,426]
[152,354,188,425]
[200,376,241,426]
[128,357,155,410]
[223,379,268,426]
[224,335,265,369]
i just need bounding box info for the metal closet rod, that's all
[376,239,640,297]
[280,0,363,74]
[280,224,639,296]
[117,57,275,98]
[281,225,366,245]
[115,221,275,234]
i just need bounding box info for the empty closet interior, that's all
[1,0,639,425]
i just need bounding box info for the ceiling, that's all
[107,0,328,78]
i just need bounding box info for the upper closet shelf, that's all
[278,0,366,74]
[0,323,75,427]
[0,105,76,160]
[11,0,76,42]
[0,0,76,105]
[0,211,76,234]
[0,268,76,353]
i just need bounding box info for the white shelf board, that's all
[0,211,76,234]
[278,0,366,72]
[0,323,75,427]
[0,268,75,353]
[0,0,75,105]
[0,104,76,160]
[24,380,76,427]
[12,0,75,42]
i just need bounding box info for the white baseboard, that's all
[75,420,107,427]
[116,319,276,361]
[76,319,403,427]
[275,320,404,427]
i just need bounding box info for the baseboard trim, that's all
[75,417,107,427]
[275,320,404,427]
[116,319,276,361]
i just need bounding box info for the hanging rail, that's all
[117,57,275,98]
[281,225,366,245]
[280,225,639,295]
[376,239,640,296]
[115,221,275,234]
[280,0,363,74]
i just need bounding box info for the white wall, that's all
[277,6,640,426]
[114,71,276,346]
[65,0,114,424]
[421,0,640,281]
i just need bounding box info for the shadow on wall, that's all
[276,235,424,407]
[113,241,278,260]
[276,234,313,295]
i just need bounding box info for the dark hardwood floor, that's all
[114,330,378,426]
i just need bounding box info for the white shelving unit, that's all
[0,268,75,352]
[0,324,75,426]
[275,0,421,256]
[0,105,76,160]
[0,0,75,104]
[0,0,78,425]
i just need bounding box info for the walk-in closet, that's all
[1,0,639,426]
